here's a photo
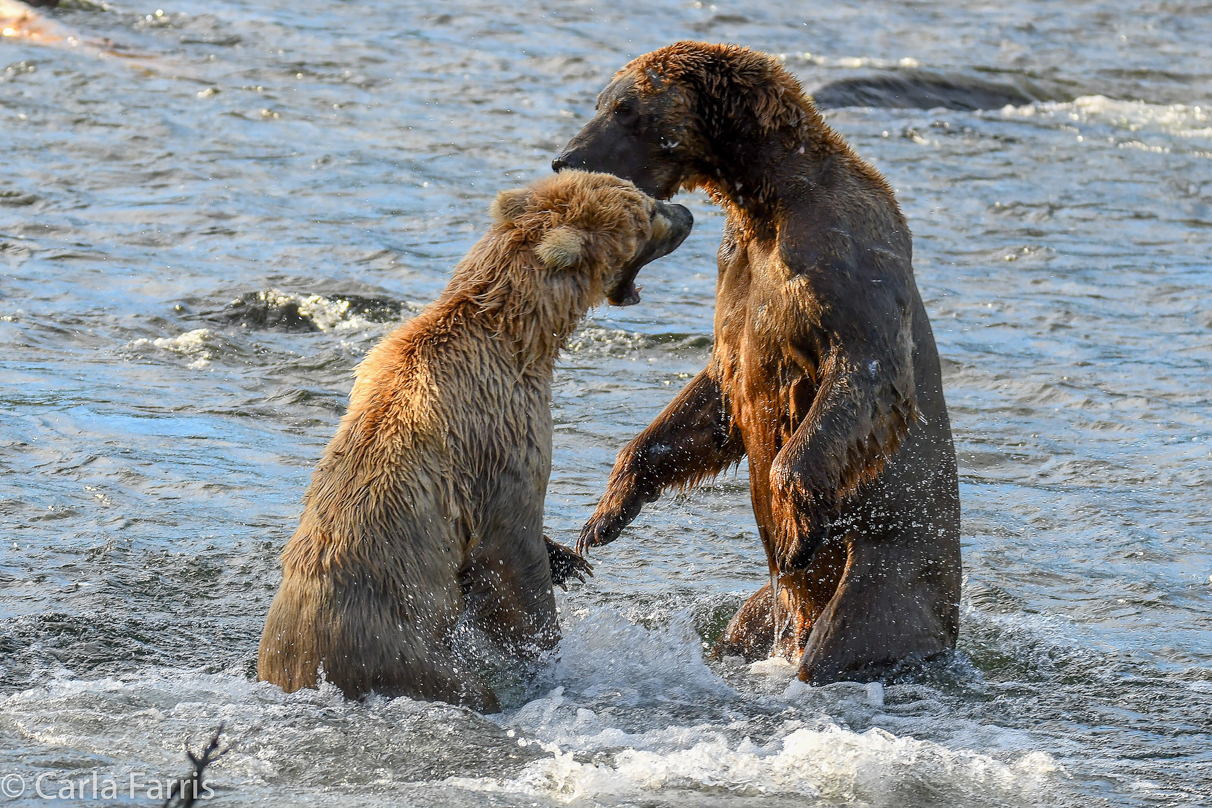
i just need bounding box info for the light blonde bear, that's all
[257,171,692,711]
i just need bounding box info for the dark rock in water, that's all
[23,0,60,7]
[218,292,315,332]
[206,290,407,332]
[811,71,1061,111]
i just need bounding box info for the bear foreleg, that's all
[767,344,917,572]
[545,536,593,589]
[578,369,745,554]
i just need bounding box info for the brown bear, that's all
[553,42,962,684]
[256,170,693,711]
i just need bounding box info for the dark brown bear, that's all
[555,42,961,684]
[257,171,692,711]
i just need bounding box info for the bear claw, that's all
[546,536,594,589]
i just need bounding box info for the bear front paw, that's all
[768,474,829,570]
[546,536,594,589]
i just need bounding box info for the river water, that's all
[1,1,1210,806]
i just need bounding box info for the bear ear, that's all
[491,187,532,225]
[535,226,586,270]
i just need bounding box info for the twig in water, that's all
[163,723,229,808]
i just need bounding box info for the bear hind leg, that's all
[373,653,501,713]
[714,539,847,664]
[714,582,776,662]
[461,546,560,660]
[796,539,957,685]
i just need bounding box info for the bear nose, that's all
[552,147,584,173]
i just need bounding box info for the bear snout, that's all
[606,201,693,307]
[658,201,694,245]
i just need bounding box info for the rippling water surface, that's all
[2,1,1210,806]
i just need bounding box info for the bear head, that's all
[552,42,816,201]
[489,169,692,309]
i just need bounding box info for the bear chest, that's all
[714,235,825,447]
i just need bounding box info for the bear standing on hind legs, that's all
[257,171,692,711]
[555,42,962,684]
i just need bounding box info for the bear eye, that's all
[613,99,639,127]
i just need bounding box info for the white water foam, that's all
[126,328,220,369]
[546,606,732,704]
[0,608,1067,808]
[563,326,651,358]
[452,607,1063,806]
[456,671,1060,807]
[997,95,1212,148]
[240,289,389,332]
[459,724,1060,806]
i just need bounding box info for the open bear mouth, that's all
[606,202,693,307]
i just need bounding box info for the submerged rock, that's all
[207,289,407,332]
[811,71,1066,111]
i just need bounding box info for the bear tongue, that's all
[608,282,642,307]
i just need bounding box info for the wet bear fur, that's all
[556,42,962,684]
[257,170,692,711]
